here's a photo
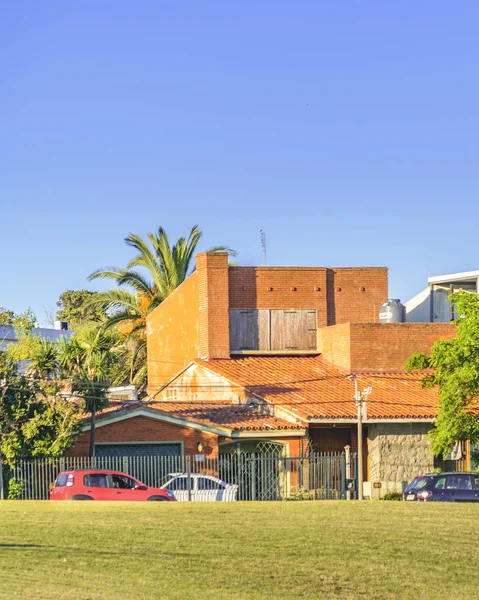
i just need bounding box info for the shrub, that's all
[7,478,23,500]
[380,491,403,501]
[286,485,313,501]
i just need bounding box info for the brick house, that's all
[71,252,461,495]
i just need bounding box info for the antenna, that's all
[260,230,267,266]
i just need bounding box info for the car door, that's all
[83,473,113,501]
[445,475,477,502]
[196,476,225,501]
[165,476,192,501]
[473,476,479,502]
[108,474,144,501]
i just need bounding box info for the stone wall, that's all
[368,422,434,484]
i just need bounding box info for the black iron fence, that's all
[0,452,356,501]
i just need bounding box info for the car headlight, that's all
[166,491,174,498]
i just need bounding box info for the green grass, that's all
[1,501,478,600]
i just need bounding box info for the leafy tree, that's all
[56,290,108,329]
[0,307,36,331]
[0,353,82,467]
[406,290,479,457]
[57,325,116,456]
[87,225,235,385]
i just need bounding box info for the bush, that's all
[286,485,313,501]
[380,491,403,501]
[7,478,23,500]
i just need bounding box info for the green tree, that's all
[0,307,36,330]
[406,290,479,457]
[57,325,116,456]
[87,225,235,385]
[56,290,108,329]
[0,353,81,468]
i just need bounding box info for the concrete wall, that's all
[367,422,434,493]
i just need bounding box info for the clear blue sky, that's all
[2,1,478,324]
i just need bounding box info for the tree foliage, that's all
[406,290,479,457]
[56,290,108,329]
[0,353,82,466]
[0,307,36,331]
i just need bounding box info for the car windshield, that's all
[406,477,429,491]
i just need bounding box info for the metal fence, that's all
[0,452,357,501]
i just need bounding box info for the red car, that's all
[50,470,176,502]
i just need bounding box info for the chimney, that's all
[196,252,230,360]
[54,320,69,331]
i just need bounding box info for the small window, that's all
[434,477,447,489]
[111,474,137,490]
[84,474,108,488]
[474,477,479,490]
[446,475,472,490]
[197,477,224,491]
[167,477,188,491]
[55,474,70,487]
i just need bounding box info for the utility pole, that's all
[348,375,372,501]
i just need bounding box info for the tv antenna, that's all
[260,230,267,266]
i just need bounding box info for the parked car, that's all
[161,473,238,501]
[404,472,479,502]
[50,470,176,502]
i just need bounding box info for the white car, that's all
[161,473,238,502]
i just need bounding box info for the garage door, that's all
[95,443,182,457]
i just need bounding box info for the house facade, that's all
[70,252,463,497]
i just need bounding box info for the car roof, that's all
[420,472,478,477]
[58,470,131,475]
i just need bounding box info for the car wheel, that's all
[71,495,94,501]
[147,495,170,501]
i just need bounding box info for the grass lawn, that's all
[1,501,478,600]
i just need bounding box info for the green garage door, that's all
[94,444,183,487]
[95,443,182,458]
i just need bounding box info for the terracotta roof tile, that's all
[196,356,439,420]
[95,399,303,431]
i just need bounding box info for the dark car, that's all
[404,472,479,502]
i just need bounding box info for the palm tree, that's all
[58,326,116,456]
[26,338,58,380]
[87,225,235,385]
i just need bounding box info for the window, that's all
[111,474,137,490]
[446,475,473,490]
[55,474,69,487]
[84,474,108,488]
[197,477,224,491]
[474,477,479,490]
[229,309,317,352]
[167,477,188,491]
[434,477,447,490]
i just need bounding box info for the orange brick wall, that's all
[68,416,219,457]
[320,322,456,372]
[228,266,387,328]
[319,323,351,370]
[146,273,199,392]
[197,253,230,359]
[329,268,388,325]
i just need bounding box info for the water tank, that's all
[379,299,405,323]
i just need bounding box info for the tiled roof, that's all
[95,399,304,431]
[196,356,439,420]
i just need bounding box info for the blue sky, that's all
[2,1,478,324]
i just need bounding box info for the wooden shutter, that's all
[229,310,270,351]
